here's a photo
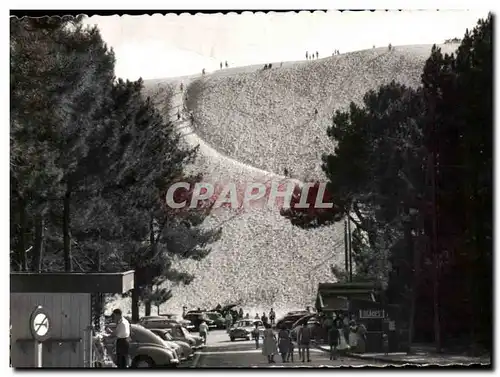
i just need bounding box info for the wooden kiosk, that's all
[10,271,134,368]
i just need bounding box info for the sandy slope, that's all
[186,44,458,180]
[113,44,458,318]
[138,79,343,318]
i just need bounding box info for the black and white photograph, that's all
[9,8,492,369]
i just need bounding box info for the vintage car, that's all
[204,311,226,329]
[275,311,310,330]
[103,324,179,368]
[142,321,204,349]
[229,320,264,342]
[150,328,194,361]
[183,312,215,332]
[159,313,195,331]
[164,326,204,349]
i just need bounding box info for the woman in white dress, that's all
[262,323,278,363]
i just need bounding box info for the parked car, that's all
[149,328,194,361]
[276,311,310,330]
[229,320,264,342]
[183,312,215,331]
[149,323,204,349]
[140,318,179,329]
[203,312,226,329]
[160,313,195,331]
[290,314,318,341]
[103,324,179,368]
[211,303,241,320]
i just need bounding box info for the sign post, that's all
[30,306,51,368]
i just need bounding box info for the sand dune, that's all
[116,44,459,317]
[185,45,458,180]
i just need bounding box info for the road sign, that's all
[30,306,51,342]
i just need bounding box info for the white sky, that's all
[84,10,488,80]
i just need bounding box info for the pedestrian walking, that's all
[220,62,223,69]
[199,320,209,345]
[107,309,130,368]
[287,335,295,362]
[225,61,228,68]
[180,82,184,92]
[261,312,268,325]
[298,322,312,362]
[252,322,260,349]
[306,51,308,60]
[278,326,291,363]
[382,333,389,355]
[262,323,277,363]
[225,312,233,332]
[328,322,340,360]
[357,322,367,353]
[316,51,319,59]
[349,320,358,350]
[269,308,276,326]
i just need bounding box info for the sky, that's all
[83,10,489,80]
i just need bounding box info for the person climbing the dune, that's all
[306,51,308,60]
[220,62,223,69]
[202,68,205,75]
[316,51,319,59]
[180,82,183,92]
[177,110,181,120]
[314,108,318,116]
[225,61,228,68]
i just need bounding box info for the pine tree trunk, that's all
[433,255,441,353]
[405,212,419,355]
[31,214,45,272]
[16,198,28,272]
[63,187,72,272]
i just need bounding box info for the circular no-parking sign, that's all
[30,306,51,341]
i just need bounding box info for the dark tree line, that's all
[281,15,492,352]
[10,16,221,321]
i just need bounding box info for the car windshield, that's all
[130,325,164,347]
[168,327,184,338]
[253,320,263,326]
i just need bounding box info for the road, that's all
[181,330,384,368]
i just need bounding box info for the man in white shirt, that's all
[107,309,130,368]
[199,320,209,345]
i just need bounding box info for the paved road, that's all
[181,330,384,368]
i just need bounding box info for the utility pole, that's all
[348,212,353,282]
[344,217,349,276]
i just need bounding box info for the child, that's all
[382,333,389,355]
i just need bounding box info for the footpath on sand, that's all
[313,342,491,366]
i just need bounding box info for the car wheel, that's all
[230,336,235,342]
[131,356,155,368]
